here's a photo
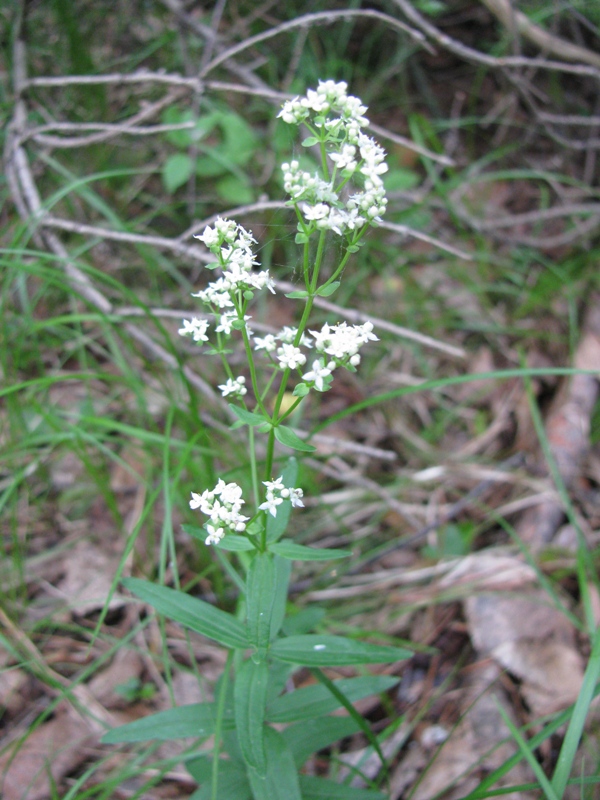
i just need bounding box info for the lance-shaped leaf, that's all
[123,578,249,649]
[271,634,412,666]
[274,424,315,452]
[246,727,302,800]
[266,675,399,723]
[235,659,269,776]
[246,552,276,661]
[101,702,233,743]
[269,540,352,561]
[299,776,387,799]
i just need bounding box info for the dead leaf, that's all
[465,592,584,716]
[55,540,126,615]
[0,710,90,800]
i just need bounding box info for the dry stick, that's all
[198,8,432,79]
[8,61,223,413]
[479,0,600,69]
[348,453,527,574]
[274,282,466,359]
[388,0,600,78]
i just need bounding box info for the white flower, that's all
[178,317,209,342]
[215,312,237,335]
[253,334,278,352]
[284,487,304,508]
[329,144,357,172]
[277,344,307,370]
[263,476,285,494]
[205,524,225,545]
[302,359,333,391]
[302,203,330,221]
[218,376,247,398]
[259,494,283,517]
[195,226,220,248]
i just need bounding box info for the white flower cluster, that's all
[190,479,249,545]
[192,218,275,310]
[190,476,304,545]
[252,320,378,388]
[218,376,247,398]
[258,476,304,517]
[311,320,378,367]
[279,80,388,233]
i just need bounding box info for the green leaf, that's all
[269,541,352,561]
[302,136,319,147]
[283,716,361,767]
[215,535,255,552]
[299,776,387,799]
[163,153,193,193]
[292,383,310,397]
[294,232,309,244]
[246,727,301,800]
[216,175,254,205]
[271,635,413,666]
[123,578,249,649]
[266,675,399,723]
[235,659,269,776]
[316,281,340,297]
[274,425,315,452]
[346,244,360,253]
[269,556,291,640]
[383,167,420,192]
[285,290,309,299]
[266,458,299,544]
[246,553,277,660]
[186,756,251,800]
[281,606,325,636]
[101,703,233,743]
[228,404,269,427]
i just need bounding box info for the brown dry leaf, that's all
[411,663,532,800]
[517,298,600,546]
[465,591,584,716]
[55,540,126,615]
[0,710,91,800]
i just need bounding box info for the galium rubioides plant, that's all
[103,81,413,800]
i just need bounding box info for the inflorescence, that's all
[183,81,387,545]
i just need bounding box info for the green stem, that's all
[211,650,234,800]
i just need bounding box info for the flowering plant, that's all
[103,81,412,800]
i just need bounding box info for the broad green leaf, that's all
[285,290,309,299]
[101,703,232,743]
[269,540,352,561]
[266,675,399,723]
[271,635,413,666]
[294,232,309,244]
[163,153,193,193]
[215,535,255,552]
[266,457,298,544]
[246,727,301,800]
[316,281,340,297]
[246,553,276,660]
[302,136,319,147]
[283,717,361,767]
[228,404,268,427]
[299,776,387,799]
[123,578,249,649]
[269,556,291,640]
[274,425,315,452]
[235,659,269,776]
[186,756,251,800]
[216,175,254,205]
